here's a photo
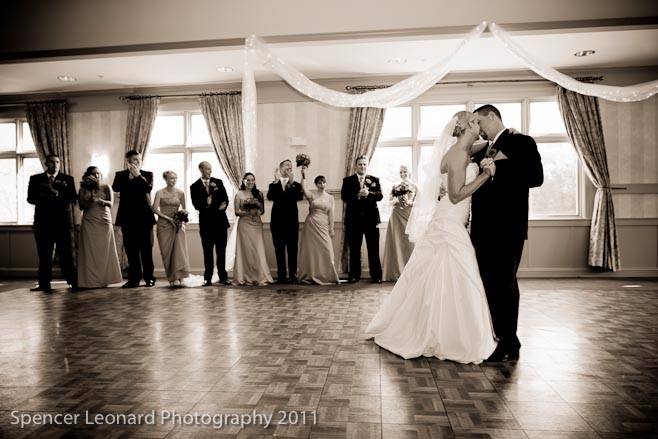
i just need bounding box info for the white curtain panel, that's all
[241,21,658,159]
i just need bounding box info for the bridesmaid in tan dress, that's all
[77,166,123,288]
[382,165,417,281]
[298,168,340,285]
[233,173,273,286]
[152,171,190,287]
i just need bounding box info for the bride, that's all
[365,111,497,364]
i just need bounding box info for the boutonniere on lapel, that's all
[365,178,376,188]
[209,181,217,192]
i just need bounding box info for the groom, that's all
[341,155,383,283]
[267,159,304,283]
[190,161,230,286]
[471,104,543,362]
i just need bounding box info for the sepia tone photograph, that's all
[0,0,656,437]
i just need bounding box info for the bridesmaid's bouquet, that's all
[391,182,412,208]
[295,153,311,168]
[173,210,189,233]
[242,198,260,213]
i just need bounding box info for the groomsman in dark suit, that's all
[341,155,383,283]
[190,161,231,286]
[267,159,303,283]
[27,154,78,292]
[471,104,543,362]
[112,149,156,288]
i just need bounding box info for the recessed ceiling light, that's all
[386,58,407,64]
[216,66,234,73]
[57,75,77,82]
[574,50,596,57]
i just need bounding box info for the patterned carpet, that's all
[0,278,656,438]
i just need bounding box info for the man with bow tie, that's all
[341,155,383,283]
[267,159,304,283]
[27,154,78,293]
[190,161,230,286]
[471,104,544,362]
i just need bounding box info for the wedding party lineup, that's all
[0,1,656,438]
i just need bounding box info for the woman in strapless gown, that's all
[382,165,417,281]
[77,166,123,288]
[233,172,273,286]
[152,171,190,287]
[298,169,339,285]
[365,111,498,364]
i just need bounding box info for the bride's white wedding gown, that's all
[365,163,497,364]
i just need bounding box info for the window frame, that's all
[0,118,39,225]
[372,97,584,220]
[146,110,235,223]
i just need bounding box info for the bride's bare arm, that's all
[447,154,492,204]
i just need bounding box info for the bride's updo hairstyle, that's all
[451,111,474,137]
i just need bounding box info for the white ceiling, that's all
[1,28,656,94]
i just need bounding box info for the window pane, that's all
[529,101,566,135]
[190,114,211,145]
[190,151,236,221]
[22,157,43,224]
[368,146,412,221]
[22,122,36,151]
[530,142,579,216]
[148,115,185,147]
[380,107,412,139]
[419,145,439,189]
[474,102,522,132]
[143,152,186,194]
[0,122,16,152]
[419,104,466,138]
[0,158,17,222]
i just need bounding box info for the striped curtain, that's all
[557,86,620,271]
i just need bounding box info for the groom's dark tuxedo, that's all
[471,129,543,355]
[341,173,383,281]
[267,179,303,281]
[191,177,230,283]
[112,168,156,284]
[27,171,77,289]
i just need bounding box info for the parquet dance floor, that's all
[0,278,656,438]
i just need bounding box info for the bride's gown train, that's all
[365,163,497,364]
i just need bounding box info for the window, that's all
[369,146,413,220]
[370,99,581,221]
[528,100,580,217]
[0,120,38,224]
[144,112,235,222]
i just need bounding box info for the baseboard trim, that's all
[518,267,658,278]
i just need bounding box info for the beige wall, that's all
[601,96,658,218]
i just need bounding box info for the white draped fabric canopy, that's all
[241,21,658,167]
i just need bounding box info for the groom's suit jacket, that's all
[27,172,77,230]
[341,174,383,229]
[471,129,543,244]
[267,179,303,230]
[190,177,230,229]
[112,169,156,228]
